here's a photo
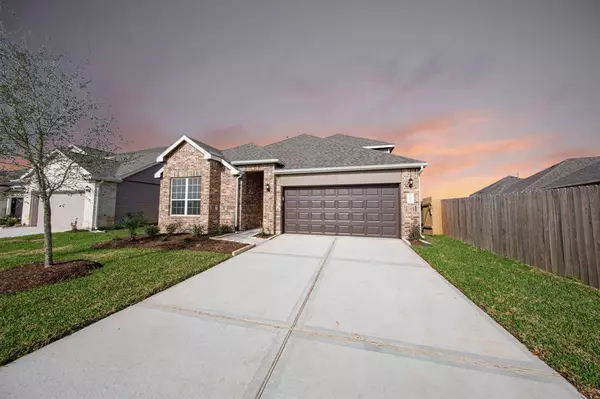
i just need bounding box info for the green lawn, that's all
[0,230,229,366]
[413,235,600,398]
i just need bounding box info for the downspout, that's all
[92,181,103,231]
[418,165,424,238]
[234,173,243,231]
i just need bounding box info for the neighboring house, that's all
[155,133,427,238]
[0,170,27,219]
[470,176,522,196]
[471,156,600,196]
[14,145,165,230]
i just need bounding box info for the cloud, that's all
[344,111,490,145]
[406,135,547,158]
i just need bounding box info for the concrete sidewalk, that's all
[0,235,583,398]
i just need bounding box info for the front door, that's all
[9,198,23,218]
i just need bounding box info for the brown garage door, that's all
[283,185,399,238]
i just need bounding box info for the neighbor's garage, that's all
[283,184,399,238]
[36,192,86,230]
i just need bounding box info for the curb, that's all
[232,243,255,256]
[212,232,236,240]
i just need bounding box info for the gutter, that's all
[89,176,122,183]
[231,159,281,166]
[91,181,103,230]
[234,172,243,230]
[418,165,424,238]
[274,163,428,175]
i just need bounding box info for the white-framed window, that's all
[170,177,201,216]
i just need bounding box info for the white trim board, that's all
[156,135,239,175]
[274,163,428,175]
[362,144,395,150]
[231,159,280,166]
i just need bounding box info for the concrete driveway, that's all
[0,226,73,238]
[0,235,582,398]
[0,226,45,238]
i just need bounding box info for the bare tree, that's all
[0,21,121,266]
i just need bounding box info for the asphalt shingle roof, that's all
[262,134,425,170]
[470,176,521,196]
[503,157,600,193]
[64,146,166,180]
[221,143,279,163]
[189,138,223,158]
[327,133,394,148]
[547,159,600,188]
[0,169,25,184]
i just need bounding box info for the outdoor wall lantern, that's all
[408,178,414,188]
[265,183,271,192]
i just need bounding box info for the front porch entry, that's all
[239,171,264,231]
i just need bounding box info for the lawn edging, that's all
[232,244,255,256]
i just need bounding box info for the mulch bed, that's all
[410,240,427,246]
[91,234,247,253]
[0,260,103,294]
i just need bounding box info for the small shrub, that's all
[70,219,78,232]
[166,221,182,235]
[6,217,19,227]
[183,236,194,244]
[409,223,421,241]
[191,223,205,237]
[145,224,159,238]
[0,217,7,226]
[217,224,234,235]
[122,213,148,238]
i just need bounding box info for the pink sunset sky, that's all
[5,0,600,199]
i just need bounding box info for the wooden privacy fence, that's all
[441,185,600,288]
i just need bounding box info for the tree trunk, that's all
[42,196,53,266]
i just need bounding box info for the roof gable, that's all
[156,135,239,175]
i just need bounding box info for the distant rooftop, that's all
[470,156,600,196]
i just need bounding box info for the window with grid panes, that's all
[170,177,201,215]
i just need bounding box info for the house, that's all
[14,145,166,230]
[471,156,600,196]
[0,170,27,219]
[470,175,522,196]
[155,134,427,238]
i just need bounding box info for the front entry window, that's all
[170,177,201,216]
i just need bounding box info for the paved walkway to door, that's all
[0,235,582,398]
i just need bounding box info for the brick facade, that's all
[239,172,263,230]
[399,169,421,238]
[158,142,213,232]
[219,168,237,227]
[158,141,421,238]
[239,164,276,234]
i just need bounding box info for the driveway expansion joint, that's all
[291,328,560,381]
[141,302,290,331]
[253,237,338,399]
